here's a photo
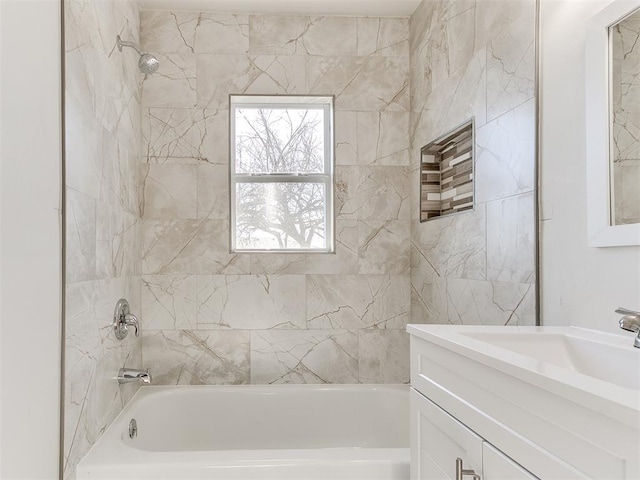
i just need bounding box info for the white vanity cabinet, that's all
[408,325,640,480]
[411,388,537,480]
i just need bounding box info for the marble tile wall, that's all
[138,12,412,385]
[611,10,640,225]
[409,0,537,326]
[64,0,143,478]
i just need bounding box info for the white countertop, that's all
[407,324,640,420]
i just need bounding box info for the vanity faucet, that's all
[616,307,640,348]
[118,368,152,385]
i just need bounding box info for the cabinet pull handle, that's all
[456,458,481,480]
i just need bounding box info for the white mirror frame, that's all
[586,0,640,247]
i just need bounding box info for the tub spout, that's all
[118,368,152,385]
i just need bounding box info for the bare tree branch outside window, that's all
[233,106,329,250]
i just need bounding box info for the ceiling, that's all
[139,0,422,17]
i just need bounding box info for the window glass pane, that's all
[235,182,327,250]
[235,108,325,174]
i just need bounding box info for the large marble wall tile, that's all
[100,131,140,217]
[141,164,197,219]
[306,275,410,329]
[486,2,536,122]
[335,111,358,165]
[336,166,411,221]
[248,16,358,56]
[475,0,534,51]
[140,10,198,54]
[142,108,228,163]
[112,93,142,175]
[248,15,308,55]
[302,16,358,56]
[142,53,197,108]
[486,192,535,284]
[358,220,411,275]
[306,56,409,112]
[64,281,100,467]
[95,203,138,279]
[141,219,250,274]
[65,275,142,479]
[358,330,409,384]
[411,206,487,281]
[357,112,410,166]
[195,13,250,54]
[248,220,359,275]
[197,54,306,108]
[143,330,250,384]
[357,17,410,57]
[414,48,487,140]
[197,164,229,220]
[65,1,141,136]
[410,275,448,324]
[195,54,254,108]
[65,0,143,477]
[197,275,306,329]
[410,233,438,280]
[244,55,307,95]
[141,275,198,330]
[65,95,104,199]
[446,278,535,326]
[251,330,359,384]
[447,7,476,76]
[409,0,537,332]
[475,98,536,203]
[67,188,97,284]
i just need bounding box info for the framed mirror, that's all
[586,0,640,246]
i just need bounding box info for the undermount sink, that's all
[459,330,640,390]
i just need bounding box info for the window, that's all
[230,95,334,252]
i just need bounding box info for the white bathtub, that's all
[77,384,409,480]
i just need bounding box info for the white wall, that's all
[0,0,62,478]
[540,0,640,333]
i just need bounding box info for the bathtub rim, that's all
[78,383,410,471]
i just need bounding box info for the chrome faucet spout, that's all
[118,368,152,385]
[616,307,640,348]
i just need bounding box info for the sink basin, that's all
[460,331,640,390]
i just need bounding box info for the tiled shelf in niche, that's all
[420,119,474,222]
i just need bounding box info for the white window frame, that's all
[229,95,335,253]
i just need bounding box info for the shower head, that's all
[138,53,160,75]
[116,35,160,74]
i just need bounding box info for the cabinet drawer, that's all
[411,388,482,480]
[483,443,538,480]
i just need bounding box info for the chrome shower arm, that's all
[116,35,142,55]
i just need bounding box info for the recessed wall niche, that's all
[420,120,474,222]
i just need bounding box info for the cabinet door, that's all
[411,388,483,480]
[483,443,538,480]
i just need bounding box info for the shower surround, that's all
[409,0,537,326]
[63,0,538,478]
[64,0,143,477]
[138,12,413,386]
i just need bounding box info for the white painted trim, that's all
[585,0,640,247]
[140,0,420,17]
